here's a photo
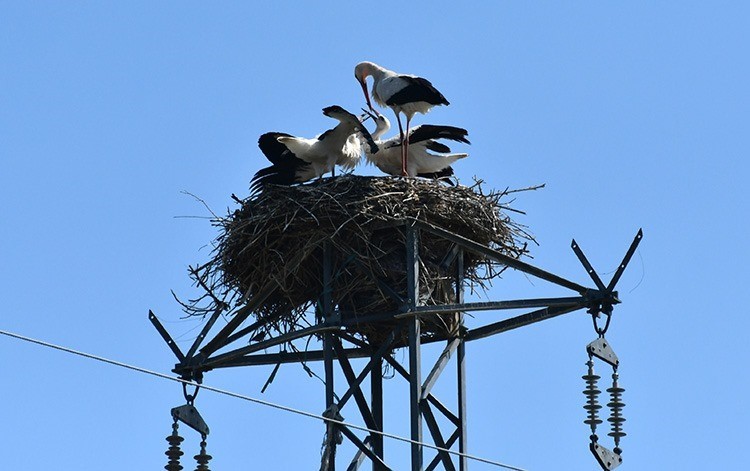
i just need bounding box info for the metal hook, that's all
[183,382,201,405]
[589,303,614,337]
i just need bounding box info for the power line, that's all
[0,328,526,471]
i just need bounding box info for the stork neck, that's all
[360,61,390,81]
[372,119,390,141]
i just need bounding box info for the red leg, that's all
[395,113,407,176]
[403,115,412,176]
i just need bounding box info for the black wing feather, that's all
[252,132,311,193]
[417,166,455,185]
[386,76,449,106]
[258,132,295,164]
[408,125,470,145]
[250,159,311,193]
[425,141,452,153]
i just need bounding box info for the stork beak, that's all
[361,108,377,121]
[358,78,375,113]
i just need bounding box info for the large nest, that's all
[186,175,535,345]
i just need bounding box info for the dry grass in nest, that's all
[183,175,537,346]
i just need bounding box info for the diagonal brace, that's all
[422,338,461,400]
[421,400,457,471]
[336,329,399,409]
[332,338,379,432]
[339,425,391,470]
[426,429,461,471]
[383,353,460,427]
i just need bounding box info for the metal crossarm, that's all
[414,220,590,294]
[571,239,608,291]
[149,311,185,363]
[607,229,643,293]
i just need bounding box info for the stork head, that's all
[322,105,356,123]
[361,108,390,141]
[323,105,379,154]
[354,62,376,113]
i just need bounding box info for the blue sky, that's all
[1,2,748,469]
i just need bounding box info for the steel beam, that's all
[371,354,385,471]
[606,228,643,292]
[409,315,423,470]
[333,339,378,431]
[344,296,590,328]
[571,239,607,291]
[219,312,282,353]
[348,436,373,471]
[466,304,583,342]
[200,323,339,370]
[198,283,276,356]
[406,225,423,470]
[149,310,185,363]
[209,346,372,368]
[324,242,336,471]
[421,338,460,401]
[425,429,461,471]
[185,305,223,360]
[457,338,467,471]
[339,425,390,470]
[414,220,589,294]
[410,296,587,316]
[421,401,456,471]
[456,250,468,471]
[337,331,398,409]
[383,354,460,427]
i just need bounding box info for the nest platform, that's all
[190,175,532,345]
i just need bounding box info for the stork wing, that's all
[408,125,470,146]
[417,166,456,185]
[258,132,296,164]
[386,76,449,106]
[250,158,312,193]
[322,105,379,153]
[424,141,452,153]
[253,132,313,192]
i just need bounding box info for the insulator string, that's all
[606,371,626,454]
[165,419,185,471]
[582,359,603,440]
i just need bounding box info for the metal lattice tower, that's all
[151,219,642,470]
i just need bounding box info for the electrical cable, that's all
[0,328,526,471]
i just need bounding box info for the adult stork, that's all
[362,110,469,180]
[354,61,449,176]
[251,105,378,192]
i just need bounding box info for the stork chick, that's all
[363,110,469,180]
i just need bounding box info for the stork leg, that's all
[403,115,412,176]
[395,113,408,177]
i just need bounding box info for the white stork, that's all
[251,105,378,192]
[362,110,469,180]
[354,61,449,176]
